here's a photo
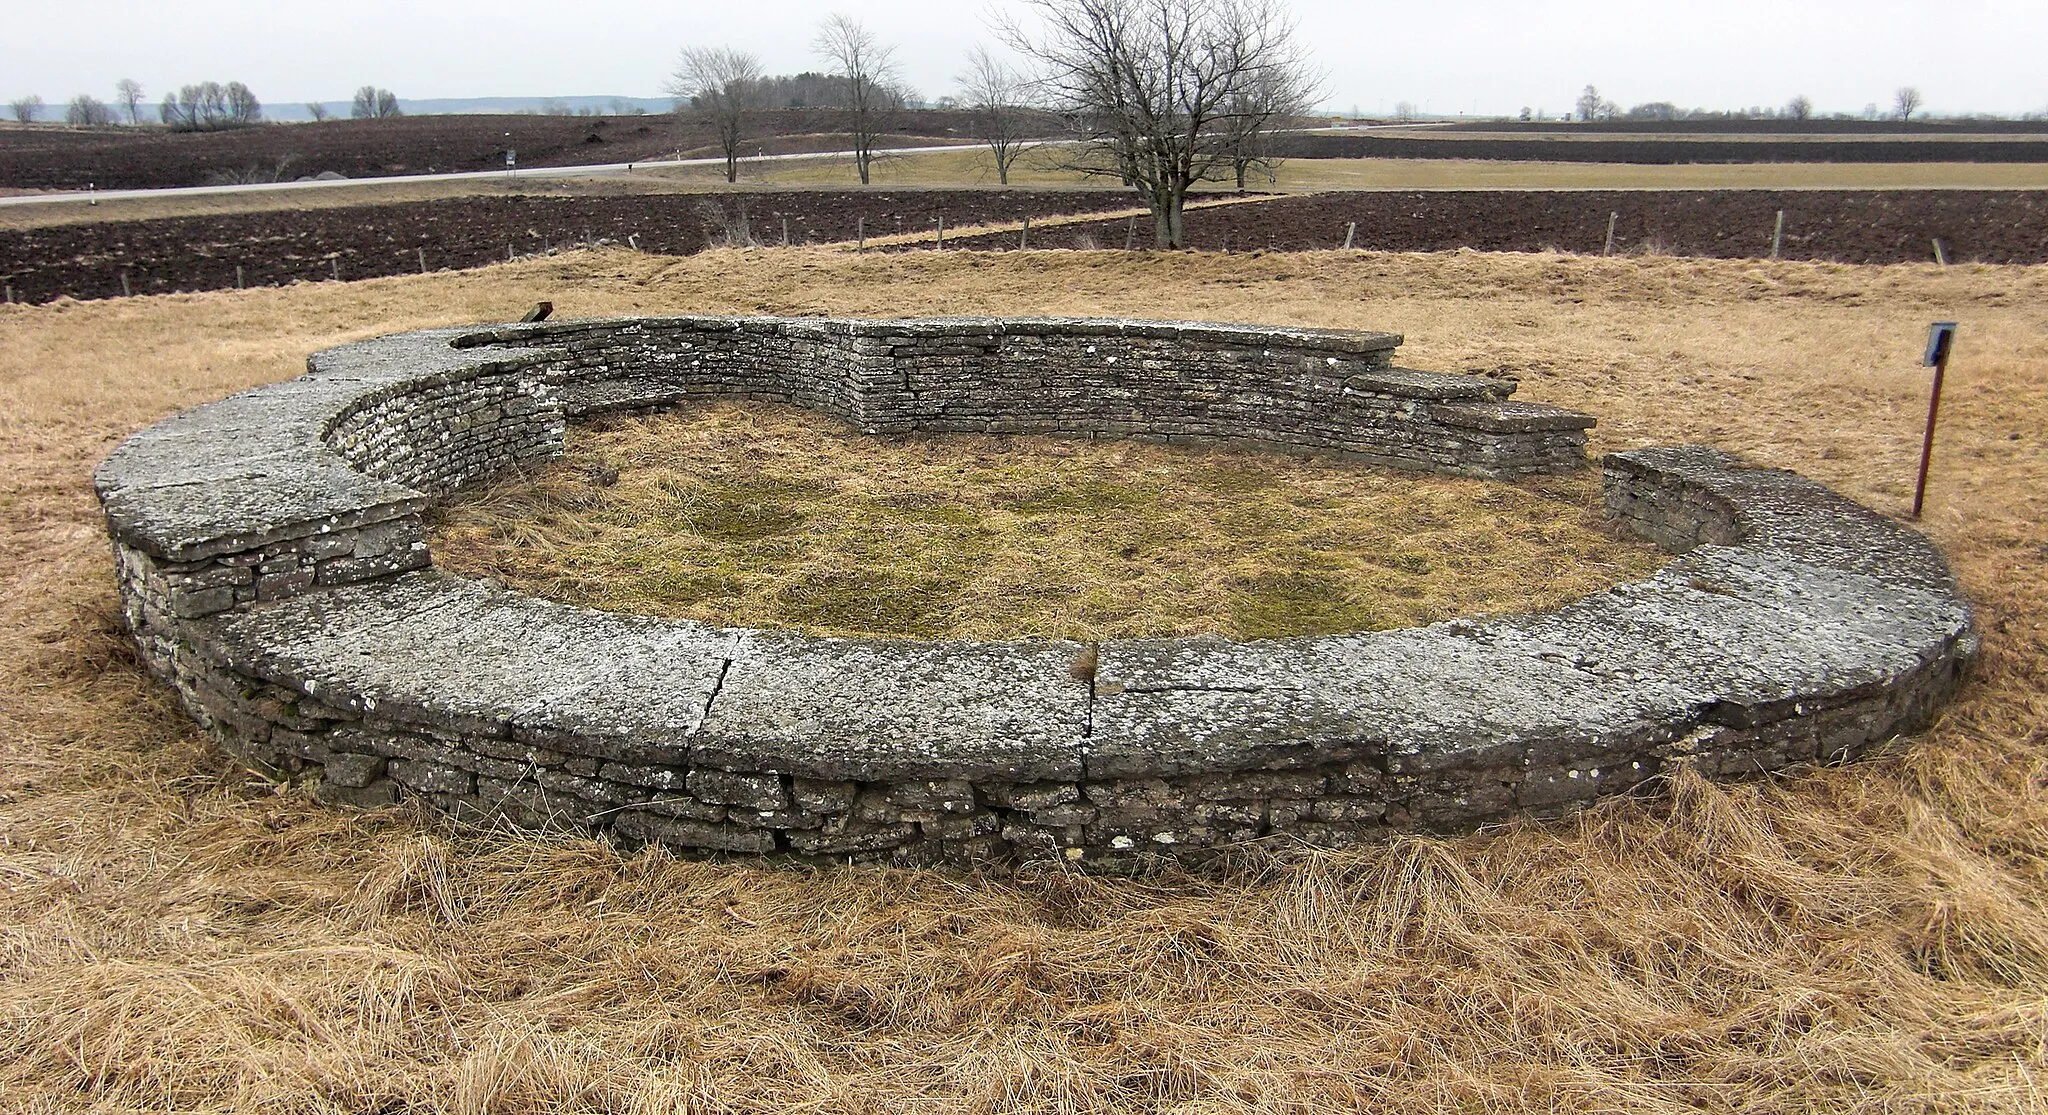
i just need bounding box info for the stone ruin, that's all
[95,315,1977,867]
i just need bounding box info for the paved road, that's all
[0,143,989,208]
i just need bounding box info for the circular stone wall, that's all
[96,315,1978,867]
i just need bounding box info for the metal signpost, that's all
[1912,322,1958,519]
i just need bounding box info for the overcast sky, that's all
[6,0,2044,118]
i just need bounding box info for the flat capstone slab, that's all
[96,315,1978,867]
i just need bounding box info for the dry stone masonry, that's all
[96,315,1978,867]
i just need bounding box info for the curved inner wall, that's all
[93,316,1978,868]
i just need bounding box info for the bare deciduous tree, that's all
[815,13,901,185]
[1895,86,1923,121]
[1576,85,1602,122]
[669,47,764,183]
[1786,94,1813,120]
[160,84,218,130]
[1002,0,1317,248]
[958,45,1038,185]
[66,95,112,126]
[115,79,145,125]
[10,95,43,124]
[306,102,331,121]
[156,82,261,130]
[353,86,402,119]
[1219,58,1314,189]
[225,82,262,125]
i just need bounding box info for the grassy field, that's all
[431,404,1663,640]
[681,146,2048,192]
[11,151,2047,233]
[3,247,2047,1112]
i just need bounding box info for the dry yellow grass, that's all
[1269,157,2048,191]
[430,403,1663,640]
[4,247,2048,1113]
[17,148,2034,234]
[655,145,2048,192]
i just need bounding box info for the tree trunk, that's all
[1150,184,1188,249]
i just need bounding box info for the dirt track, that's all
[943,190,2048,265]
[0,190,1139,304]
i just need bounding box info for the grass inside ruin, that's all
[429,402,1665,640]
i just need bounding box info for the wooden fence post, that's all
[1020,217,1030,250]
[1770,210,1785,260]
[1602,212,1619,256]
[1344,221,1356,249]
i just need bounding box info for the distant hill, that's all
[271,96,671,122]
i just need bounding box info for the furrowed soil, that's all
[1280,131,2048,163]
[0,109,979,190]
[9,187,2047,305]
[4,248,2048,1113]
[0,189,1142,304]
[944,189,2048,264]
[1430,119,2048,135]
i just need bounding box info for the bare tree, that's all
[353,86,403,119]
[815,13,901,185]
[306,102,331,121]
[1219,58,1315,189]
[9,95,43,124]
[66,95,113,126]
[1895,86,1923,121]
[160,83,224,130]
[225,82,262,125]
[1785,94,1813,120]
[669,47,764,183]
[1576,85,1602,122]
[1003,0,1317,248]
[958,45,1038,185]
[115,79,144,125]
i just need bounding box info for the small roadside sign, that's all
[1912,322,1959,519]
[1923,321,1957,368]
